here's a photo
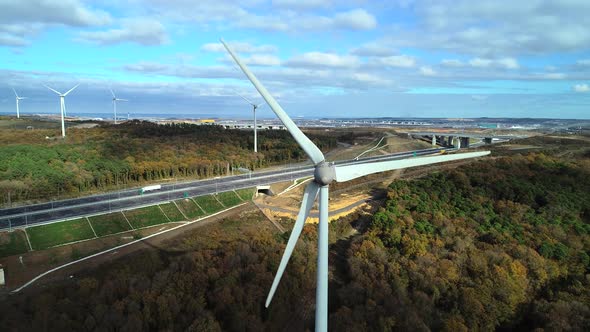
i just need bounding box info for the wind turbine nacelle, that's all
[314,162,335,186]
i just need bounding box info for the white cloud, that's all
[541,73,566,80]
[333,9,377,30]
[386,1,590,55]
[286,52,360,68]
[573,83,590,92]
[576,59,590,67]
[272,0,331,9]
[441,59,464,67]
[202,41,277,54]
[419,66,436,76]
[237,54,281,66]
[0,0,112,26]
[469,57,519,69]
[351,72,391,86]
[351,44,395,57]
[76,19,168,46]
[0,0,112,47]
[378,55,416,68]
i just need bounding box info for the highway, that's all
[0,147,445,230]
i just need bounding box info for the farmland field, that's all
[175,199,205,219]
[88,212,132,236]
[194,195,225,214]
[158,203,186,222]
[0,230,29,257]
[124,206,168,229]
[27,218,95,250]
[217,191,243,207]
[235,188,255,201]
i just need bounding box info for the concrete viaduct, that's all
[408,132,525,149]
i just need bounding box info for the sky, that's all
[1,0,590,119]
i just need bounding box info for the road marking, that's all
[86,217,98,238]
[121,211,134,230]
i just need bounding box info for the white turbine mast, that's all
[237,92,265,153]
[12,88,27,119]
[221,38,491,332]
[110,89,128,124]
[44,84,79,137]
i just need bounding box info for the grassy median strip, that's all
[124,206,168,229]
[175,199,205,219]
[0,230,30,257]
[194,195,225,214]
[217,191,243,207]
[88,212,132,237]
[159,203,186,222]
[27,218,95,250]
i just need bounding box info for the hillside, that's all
[0,141,588,331]
[0,120,337,205]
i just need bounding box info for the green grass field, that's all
[88,212,132,236]
[159,203,186,222]
[235,188,255,201]
[124,206,168,229]
[0,230,29,257]
[27,218,96,250]
[194,195,225,214]
[175,199,205,219]
[217,191,243,207]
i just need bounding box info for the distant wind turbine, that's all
[221,39,491,332]
[237,93,265,153]
[110,89,128,124]
[12,88,27,119]
[45,84,79,137]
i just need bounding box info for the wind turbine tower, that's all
[45,84,79,137]
[110,89,128,124]
[12,88,27,119]
[238,93,264,152]
[221,39,491,332]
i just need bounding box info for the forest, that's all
[0,151,588,331]
[0,121,339,205]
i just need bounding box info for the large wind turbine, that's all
[45,84,79,137]
[12,88,27,119]
[238,93,264,152]
[110,89,128,124]
[221,39,490,331]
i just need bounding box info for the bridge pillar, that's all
[447,136,454,147]
[456,137,461,149]
[461,137,470,148]
[432,135,436,146]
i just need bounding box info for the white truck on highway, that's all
[139,184,162,195]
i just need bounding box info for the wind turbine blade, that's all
[63,84,79,96]
[334,151,490,182]
[44,84,62,95]
[110,88,115,98]
[221,38,325,165]
[117,98,129,102]
[265,181,320,307]
[12,88,18,97]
